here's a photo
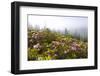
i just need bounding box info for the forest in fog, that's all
[28,26,88,61]
[28,15,88,61]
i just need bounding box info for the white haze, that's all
[28,15,88,40]
[28,15,88,32]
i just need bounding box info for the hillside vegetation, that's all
[28,27,88,61]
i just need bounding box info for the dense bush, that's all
[28,27,88,61]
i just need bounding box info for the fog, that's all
[28,15,88,40]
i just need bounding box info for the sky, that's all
[28,15,88,32]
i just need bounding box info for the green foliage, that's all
[28,27,88,61]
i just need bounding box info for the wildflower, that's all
[33,43,42,50]
[71,42,81,51]
[71,46,77,51]
[52,41,61,46]
[64,50,69,54]
[29,39,33,42]
[54,54,58,56]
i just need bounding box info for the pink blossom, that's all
[71,46,77,51]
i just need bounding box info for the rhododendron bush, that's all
[28,27,88,61]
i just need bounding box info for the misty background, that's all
[28,15,88,41]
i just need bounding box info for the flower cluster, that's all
[28,28,88,61]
